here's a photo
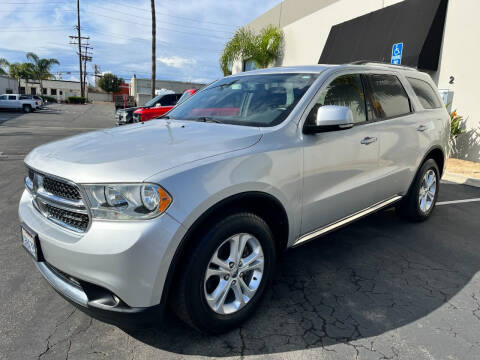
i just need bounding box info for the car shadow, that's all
[121,202,479,356]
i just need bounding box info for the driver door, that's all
[300,73,382,236]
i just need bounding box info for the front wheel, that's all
[23,104,32,113]
[396,158,440,222]
[172,212,276,333]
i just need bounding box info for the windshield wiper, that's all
[193,116,223,124]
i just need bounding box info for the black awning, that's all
[318,0,448,71]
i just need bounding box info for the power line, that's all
[80,10,230,40]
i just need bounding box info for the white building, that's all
[0,75,18,94]
[238,0,480,162]
[20,79,82,101]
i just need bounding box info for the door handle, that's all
[417,125,427,132]
[360,136,377,145]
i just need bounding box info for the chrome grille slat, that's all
[26,168,90,233]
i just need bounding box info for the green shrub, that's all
[41,95,57,103]
[67,96,86,104]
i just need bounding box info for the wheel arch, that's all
[162,191,290,307]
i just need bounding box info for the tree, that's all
[26,52,59,95]
[0,58,9,76]
[9,62,34,93]
[220,25,284,76]
[98,73,123,93]
[151,0,156,98]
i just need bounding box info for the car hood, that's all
[117,107,139,114]
[25,120,262,183]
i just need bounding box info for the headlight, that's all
[82,183,172,220]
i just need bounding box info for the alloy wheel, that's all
[418,169,437,213]
[204,233,264,315]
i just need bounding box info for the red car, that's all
[133,89,197,122]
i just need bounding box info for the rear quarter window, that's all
[406,77,443,109]
[364,74,411,120]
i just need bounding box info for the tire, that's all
[172,212,276,333]
[23,104,32,113]
[396,158,440,222]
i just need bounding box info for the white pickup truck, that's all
[0,94,39,113]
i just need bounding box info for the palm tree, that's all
[9,62,35,93]
[220,25,283,76]
[26,52,59,95]
[0,58,9,76]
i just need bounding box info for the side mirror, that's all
[303,105,355,134]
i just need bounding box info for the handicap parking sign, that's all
[391,43,403,65]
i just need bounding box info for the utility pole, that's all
[69,35,89,96]
[82,43,93,93]
[76,0,83,97]
[150,0,156,98]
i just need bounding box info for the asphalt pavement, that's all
[1,104,479,359]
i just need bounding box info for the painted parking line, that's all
[437,198,480,206]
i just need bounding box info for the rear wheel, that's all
[172,212,276,333]
[23,104,32,113]
[396,158,440,222]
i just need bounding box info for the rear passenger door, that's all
[362,72,422,199]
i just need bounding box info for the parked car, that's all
[114,95,136,110]
[115,93,181,125]
[21,95,44,108]
[0,94,39,112]
[19,64,449,334]
[133,89,197,122]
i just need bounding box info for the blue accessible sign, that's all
[391,43,403,65]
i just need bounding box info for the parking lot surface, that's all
[1,104,480,360]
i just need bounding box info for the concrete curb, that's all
[443,172,480,188]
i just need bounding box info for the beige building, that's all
[129,76,205,106]
[0,75,18,94]
[238,0,480,162]
[20,79,82,101]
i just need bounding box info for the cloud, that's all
[0,0,282,83]
[157,56,196,68]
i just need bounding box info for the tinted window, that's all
[160,94,178,106]
[0,95,6,100]
[365,74,411,119]
[307,74,367,124]
[407,77,443,109]
[8,95,16,100]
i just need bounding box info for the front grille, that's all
[26,168,90,233]
[43,176,81,200]
[44,203,89,231]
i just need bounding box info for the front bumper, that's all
[19,190,186,309]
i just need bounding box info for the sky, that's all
[0,0,282,85]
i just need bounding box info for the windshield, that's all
[167,73,318,127]
[144,95,162,107]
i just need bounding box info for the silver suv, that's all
[19,64,449,333]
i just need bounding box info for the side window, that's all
[0,95,6,100]
[307,74,367,125]
[406,77,443,109]
[8,95,16,100]
[161,94,176,106]
[364,74,411,120]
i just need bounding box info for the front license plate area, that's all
[21,224,43,261]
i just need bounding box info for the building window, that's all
[51,88,57,95]
[60,90,63,95]
[5,89,13,94]
[42,88,47,95]
[19,87,25,94]
[243,59,258,72]
[31,87,36,95]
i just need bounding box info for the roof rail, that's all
[349,60,418,71]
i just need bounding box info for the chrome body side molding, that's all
[293,196,402,247]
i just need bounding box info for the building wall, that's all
[436,0,480,161]
[240,0,479,161]
[0,76,19,94]
[20,79,81,101]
